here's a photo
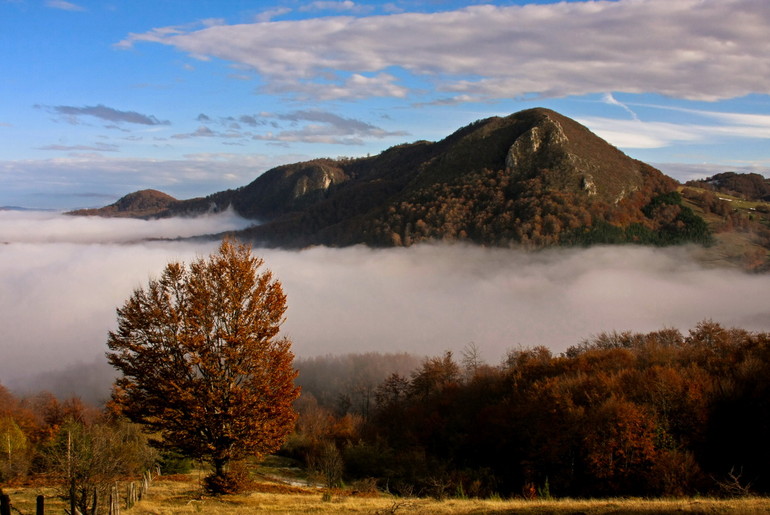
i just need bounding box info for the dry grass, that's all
[5,470,770,514]
[679,186,770,269]
[126,479,770,515]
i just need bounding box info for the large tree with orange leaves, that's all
[107,238,299,492]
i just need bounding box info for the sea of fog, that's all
[2,210,769,401]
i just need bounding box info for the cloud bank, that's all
[0,209,254,244]
[3,213,770,401]
[118,0,770,102]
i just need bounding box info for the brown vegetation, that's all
[107,239,300,493]
[6,467,770,514]
[289,322,770,499]
[5,320,770,509]
[687,171,770,202]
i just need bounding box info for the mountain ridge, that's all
[70,107,770,267]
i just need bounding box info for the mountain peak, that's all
[72,108,710,250]
[502,108,644,203]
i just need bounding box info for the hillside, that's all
[73,108,722,251]
[68,189,178,218]
[686,172,770,201]
[218,108,706,248]
[680,183,770,270]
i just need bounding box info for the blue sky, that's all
[2,0,770,209]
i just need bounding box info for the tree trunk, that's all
[1,493,11,515]
[215,457,229,477]
[69,480,76,515]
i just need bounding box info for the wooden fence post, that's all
[0,493,11,515]
[140,470,150,499]
[109,483,120,515]
[126,481,138,509]
[69,479,76,515]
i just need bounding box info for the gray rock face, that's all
[505,110,641,203]
[506,116,568,178]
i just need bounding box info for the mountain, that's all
[73,108,716,250]
[69,189,178,218]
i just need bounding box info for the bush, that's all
[203,461,254,494]
[158,448,193,474]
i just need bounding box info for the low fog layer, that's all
[2,212,769,399]
[0,208,255,244]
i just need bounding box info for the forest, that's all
[4,320,770,506]
[284,321,770,499]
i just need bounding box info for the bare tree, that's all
[45,419,155,515]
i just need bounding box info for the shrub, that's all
[203,460,254,494]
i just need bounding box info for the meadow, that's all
[5,463,770,515]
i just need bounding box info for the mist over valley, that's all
[2,210,769,402]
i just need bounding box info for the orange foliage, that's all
[107,238,300,490]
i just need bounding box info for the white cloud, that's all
[0,209,254,244]
[578,105,770,150]
[37,142,120,153]
[45,0,85,11]
[263,73,410,101]
[255,7,292,23]
[299,1,368,14]
[3,215,770,398]
[602,93,639,121]
[38,104,170,126]
[116,0,770,102]
[185,109,409,146]
[0,213,254,390]
[577,117,707,149]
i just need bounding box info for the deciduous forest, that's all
[288,321,770,499]
[2,321,770,505]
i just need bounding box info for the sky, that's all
[2,0,770,209]
[4,210,770,401]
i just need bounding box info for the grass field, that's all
[679,186,770,270]
[5,469,770,514]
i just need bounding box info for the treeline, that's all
[686,172,770,202]
[288,322,770,498]
[0,388,157,513]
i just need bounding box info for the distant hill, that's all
[70,108,770,268]
[1,206,44,211]
[68,189,178,218]
[686,172,770,202]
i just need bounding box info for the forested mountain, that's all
[686,172,770,202]
[72,108,717,250]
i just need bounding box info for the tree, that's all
[44,418,155,515]
[0,416,28,480]
[409,351,461,399]
[107,238,300,492]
